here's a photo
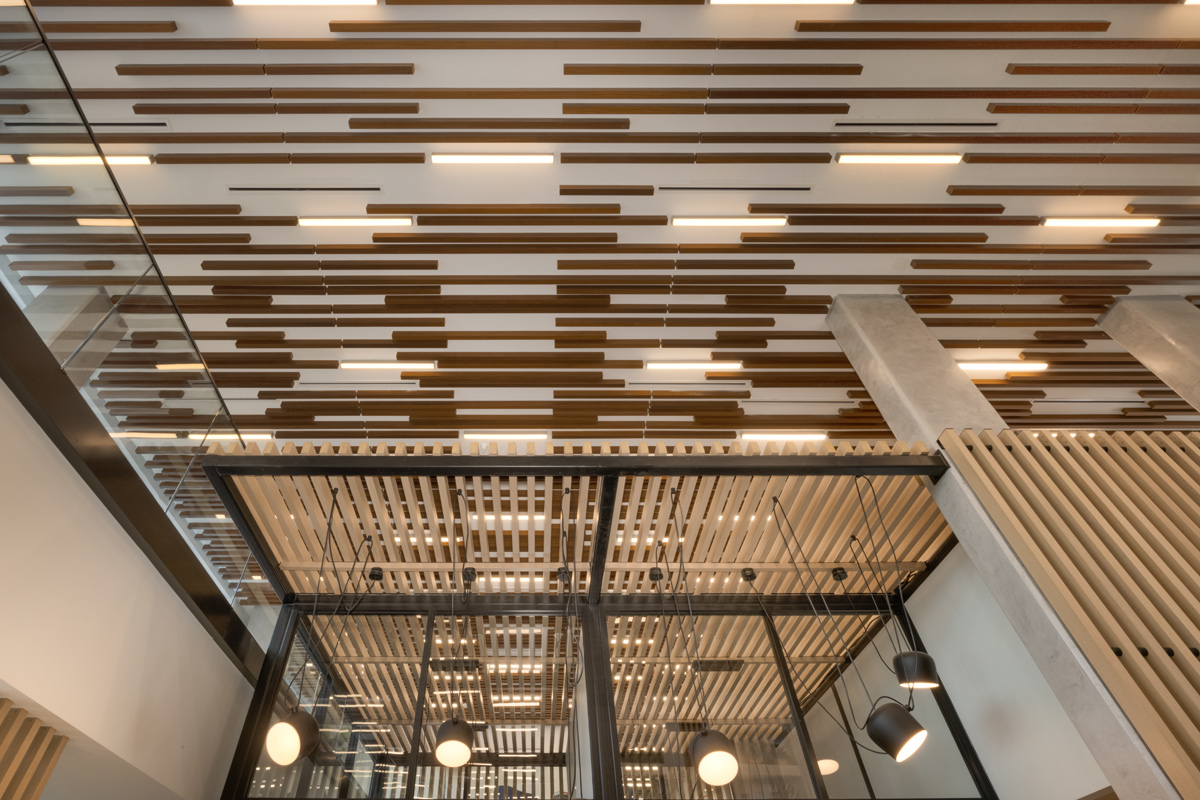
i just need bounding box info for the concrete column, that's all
[1098,296,1200,410]
[827,295,1182,800]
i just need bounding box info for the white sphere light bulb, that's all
[266,721,301,766]
[690,730,739,786]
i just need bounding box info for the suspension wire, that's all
[844,537,902,662]
[558,486,585,800]
[667,487,713,728]
[452,490,470,719]
[745,579,887,756]
[859,476,920,649]
[654,533,688,798]
[770,496,911,725]
[283,488,343,703]
[834,549,898,675]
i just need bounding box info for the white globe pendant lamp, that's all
[689,729,740,786]
[265,709,320,766]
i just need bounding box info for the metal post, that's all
[760,610,830,800]
[580,605,623,800]
[221,604,299,800]
[831,686,875,800]
[405,615,437,800]
[587,476,619,604]
[897,609,999,800]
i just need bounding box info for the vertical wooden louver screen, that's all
[0,698,68,800]
[939,430,1200,798]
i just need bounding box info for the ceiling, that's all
[4,0,1200,444]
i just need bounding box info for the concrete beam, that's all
[1098,297,1200,410]
[827,295,1182,800]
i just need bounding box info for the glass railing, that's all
[0,3,278,647]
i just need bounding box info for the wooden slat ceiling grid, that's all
[3,0,1200,453]
[215,438,950,597]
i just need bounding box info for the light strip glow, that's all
[958,362,1048,372]
[232,0,376,5]
[492,702,542,708]
[741,432,828,442]
[299,217,412,227]
[1043,217,1160,228]
[340,361,436,370]
[155,362,205,370]
[646,361,742,370]
[0,155,14,164]
[711,0,854,4]
[463,432,549,441]
[431,154,554,164]
[188,433,273,441]
[836,154,962,165]
[76,218,135,227]
[671,217,788,227]
[110,431,180,439]
[26,155,151,166]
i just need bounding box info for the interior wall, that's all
[0,379,253,800]
[906,544,1110,800]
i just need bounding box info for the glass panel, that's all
[0,3,278,648]
[414,614,584,800]
[611,613,817,800]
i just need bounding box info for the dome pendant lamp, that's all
[866,702,928,763]
[266,708,320,766]
[894,651,940,690]
[689,730,740,787]
[435,718,475,768]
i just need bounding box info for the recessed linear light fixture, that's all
[431,154,554,164]
[189,433,273,441]
[711,0,853,4]
[671,217,788,227]
[1043,217,1160,228]
[26,155,151,166]
[155,362,205,370]
[232,0,375,5]
[958,361,1048,372]
[76,218,135,227]
[110,431,181,439]
[339,361,436,369]
[298,217,412,227]
[836,154,962,165]
[647,361,742,370]
[463,432,549,441]
[741,432,828,442]
[0,155,13,164]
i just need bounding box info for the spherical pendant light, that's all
[265,709,320,766]
[894,651,940,690]
[434,718,474,768]
[866,703,927,763]
[689,730,739,786]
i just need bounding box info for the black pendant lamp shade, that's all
[866,702,928,763]
[894,650,940,689]
[689,730,740,786]
[435,718,474,768]
[265,708,321,766]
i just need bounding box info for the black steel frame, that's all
[210,451,991,800]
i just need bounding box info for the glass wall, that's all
[0,4,277,646]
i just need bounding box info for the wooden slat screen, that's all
[939,429,1200,799]
[0,698,68,800]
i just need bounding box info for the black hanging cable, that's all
[452,490,471,719]
[666,488,714,729]
[653,533,687,800]
[282,488,342,704]
[557,486,585,800]
[833,551,898,675]
[847,535,902,660]
[743,575,887,756]
[860,476,920,650]
[771,496,911,725]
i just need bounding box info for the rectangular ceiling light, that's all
[431,154,555,164]
[836,154,962,164]
[340,361,436,369]
[711,0,854,4]
[155,362,205,370]
[1043,218,1160,228]
[26,155,151,166]
[958,362,1048,372]
[741,432,828,442]
[671,217,788,227]
[0,155,13,163]
[299,217,412,226]
[647,361,742,370]
[188,433,273,440]
[110,431,181,439]
[463,432,549,441]
[76,218,135,227]
[232,0,376,5]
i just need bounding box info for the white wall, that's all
[0,379,254,800]
[906,545,1110,800]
